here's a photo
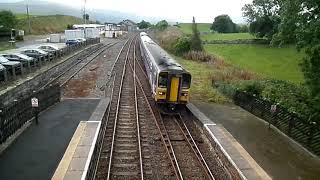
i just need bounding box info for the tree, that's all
[238,24,249,33]
[190,17,203,51]
[83,14,89,21]
[0,10,17,31]
[242,0,281,39]
[211,15,237,33]
[137,20,151,29]
[155,20,169,31]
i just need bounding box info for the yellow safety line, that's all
[51,121,87,180]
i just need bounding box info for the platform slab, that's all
[187,103,271,180]
[0,99,100,180]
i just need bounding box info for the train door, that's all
[169,76,180,102]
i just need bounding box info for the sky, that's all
[46,0,253,23]
[3,0,253,23]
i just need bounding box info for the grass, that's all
[205,44,305,84]
[173,55,228,103]
[179,23,211,34]
[16,14,85,35]
[0,42,14,52]
[202,33,256,41]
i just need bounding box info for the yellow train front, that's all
[139,32,191,111]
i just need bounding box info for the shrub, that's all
[174,35,191,55]
[183,51,213,62]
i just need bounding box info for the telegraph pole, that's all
[26,3,31,34]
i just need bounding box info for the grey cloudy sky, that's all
[2,0,252,23]
[45,0,252,23]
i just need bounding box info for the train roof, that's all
[140,34,186,72]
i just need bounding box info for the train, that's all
[139,32,191,111]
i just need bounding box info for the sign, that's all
[31,97,39,107]
[270,104,277,113]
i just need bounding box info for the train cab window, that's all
[158,72,168,88]
[182,74,191,88]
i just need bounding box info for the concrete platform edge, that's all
[187,103,271,180]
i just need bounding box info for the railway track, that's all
[40,41,118,89]
[94,34,237,180]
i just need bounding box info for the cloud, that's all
[20,0,253,23]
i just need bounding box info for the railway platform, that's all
[0,98,100,180]
[187,103,271,180]
[52,98,110,180]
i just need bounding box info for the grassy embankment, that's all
[178,23,304,84]
[16,14,84,35]
[167,24,305,104]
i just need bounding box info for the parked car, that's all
[21,49,51,62]
[76,38,86,43]
[66,39,80,46]
[0,56,23,76]
[1,53,38,69]
[0,64,7,81]
[38,45,59,53]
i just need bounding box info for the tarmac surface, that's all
[194,101,320,180]
[0,98,99,180]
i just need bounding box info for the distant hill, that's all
[17,14,86,35]
[0,0,163,23]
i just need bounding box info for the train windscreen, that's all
[158,72,168,88]
[182,74,191,88]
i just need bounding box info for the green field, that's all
[202,33,255,41]
[179,23,211,34]
[205,44,305,83]
[16,14,85,35]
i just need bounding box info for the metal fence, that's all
[233,91,320,156]
[0,84,60,144]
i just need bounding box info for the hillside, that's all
[17,15,85,35]
[0,0,163,23]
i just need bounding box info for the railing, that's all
[0,84,60,144]
[233,91,320,156]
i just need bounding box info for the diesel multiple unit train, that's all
[139,32,191,110]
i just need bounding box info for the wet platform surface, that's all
[0,99,100,180]
[194,101,320,180]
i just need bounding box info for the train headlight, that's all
[158,91,166,95]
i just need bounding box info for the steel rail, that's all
[133,37,144,180]
[39,42,115,90]
[129,60,184,180]
[93,37,131,180]
[106,36,136,180]
[174,115,215,180]
[59,42,118,87]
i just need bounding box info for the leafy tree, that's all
[238,24,249,33]
[137,20,151,29]
[67,24,73,29]
[83,14,89,21]
[211,15,237,33]
[174,35,191,55]
[155,20,169,30]
[190,16,203,51]
[0,10,17,31]
[242,0,281,39]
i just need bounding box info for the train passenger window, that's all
[158,72,168,88]
[182,74,191,88]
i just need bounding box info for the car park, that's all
[0,64,7,82]
[0,56,23,77]
[1,53,38,70]
[66,39,80,46]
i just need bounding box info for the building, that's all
[119,19,137,32]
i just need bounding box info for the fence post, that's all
[307,122,316,148]
[288,115,294,137]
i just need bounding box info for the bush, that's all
[183,51,213,62]
[174,36,191,55]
